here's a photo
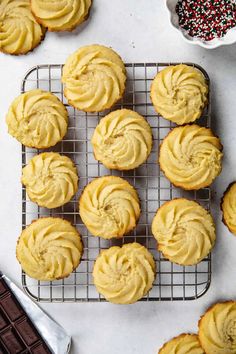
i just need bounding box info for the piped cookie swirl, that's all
[16,217,83,281]
[6,89,68,148]
[159,124,223,190]
[31,0,92,32]
[222,182,236,236]
[0,0,45,55]
[92,109,152,170]
[93,243,155,304]
[22,152,78,209]
[62,44,126,112]
[151,64,208,125]
[79,176,140,239]
[159,333,204,354]
[152,198,216,266]
[199,301,236,354]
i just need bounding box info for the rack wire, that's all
[21,63,211,302]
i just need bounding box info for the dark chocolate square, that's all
[0,278,51,353]
[32,343,51,354]
[0,310,7,330]
[0,296,23,321]
[15,319,39,346]
[0,280,7,297]
[1,328,25,353]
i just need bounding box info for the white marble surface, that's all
[0,1,236,353]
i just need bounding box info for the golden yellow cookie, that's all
[79,176,140,239]
[0,0,45,55]
[199,301,236,354]
[159,124,223,190]
[6,89,68,148]
[62,44,126,112]
[22,152,78,209]
[159,334,204,354]
[152,198,215,266]
[93,243,155,304]
[221,182,236,236]
[31,0,92,32]
[16,217,83,281]
[91,109,152,170]
[150,64,208,125]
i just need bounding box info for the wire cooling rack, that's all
[21,62,211,302]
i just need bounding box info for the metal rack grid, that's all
[21,62,211,302]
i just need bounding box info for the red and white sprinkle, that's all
[176,0,236,41]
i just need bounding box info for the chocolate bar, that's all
[0,277,52,354]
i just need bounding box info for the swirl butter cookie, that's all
[151,64,208,125]
[152,198,215,266]
[6,89,68,148]
[159,124,223,190]
[0,0,45,55]
[221,182,236,236]
[199,301,236,354]
[159,334,204,354]
[16,217,83,281]
[91,109,152,170]
[62,44,126,112]
[93,243,155,304]
[31,0,92,32]
[22,152,78,209]
[79,176,140,239]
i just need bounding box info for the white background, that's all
[0,1,236,353]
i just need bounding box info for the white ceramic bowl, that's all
[166,0,236,49]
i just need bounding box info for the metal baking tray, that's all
[21,62,211,302]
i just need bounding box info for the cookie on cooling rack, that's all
[198,301,236,354]
[150,64,208,125]
[158,333,204,354]
[79,176,140,239]
[0,0,45,55]
[91,109,152,170]
[93,243,155,304]
[62,44,126,112]
[152,198,216,266]
[22,152,78,209]
[221,182,236,236]
[159,124,223,190]
[31,0,92,32]
[6,89,68,148]
[16,217,83,281]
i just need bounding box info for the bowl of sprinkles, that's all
[166,0,236,49]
